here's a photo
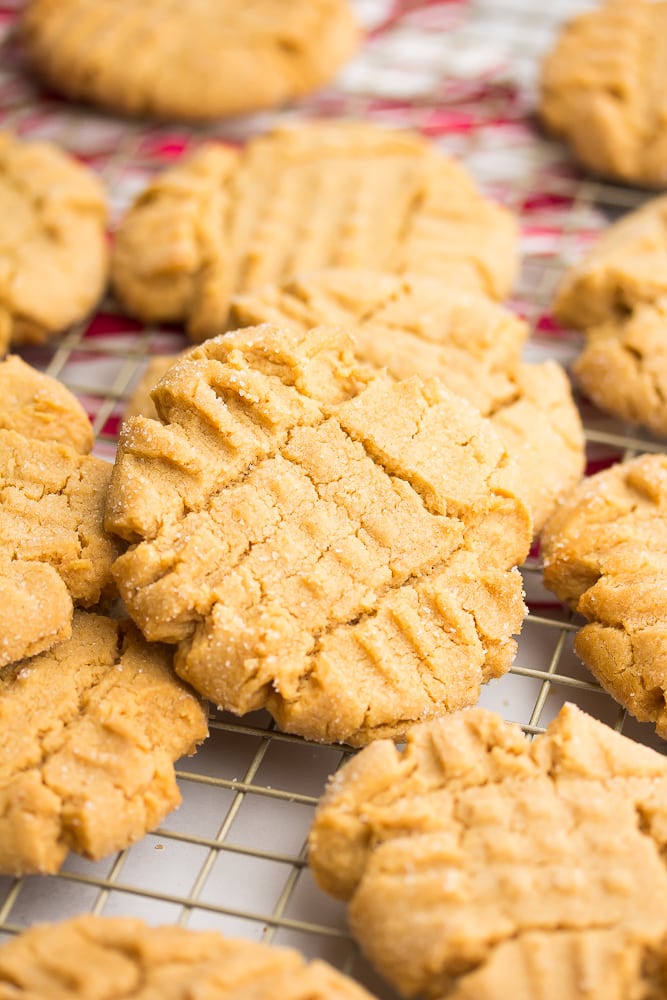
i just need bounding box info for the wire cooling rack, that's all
[0,1,665,996]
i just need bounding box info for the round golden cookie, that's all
[0,611,207,875]
[105,323,531,746]
[540,0,667,187]
[232,270,585,532]
[308,704,667,1000]
[542,454,667,736]
[111,124,519,341]
[0,354,93,453]
[554,194,667,331]
[0,132,108,348]
[21,0,360,121]
[0,915,374,1000]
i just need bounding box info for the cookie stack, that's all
[3,0,667,998]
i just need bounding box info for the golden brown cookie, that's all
[111,125,519,341]
[106,324,531,746]
[542,454,667,736]
[309,704,667,999]
[572,299,667,438]
[0,132,108,348]
[0,355,93,452]
[0,427,122,667]
[0,611,207,875]
[540,0,667,188]
[20,0,360,121]
[554,195,667,330]
[233,270,585,531]
[0,915,374,1000]
[554,195,667,436]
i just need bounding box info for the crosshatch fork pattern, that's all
[0,1,666,997]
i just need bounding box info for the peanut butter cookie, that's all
[555,195,667,330]
[111,125,519,340]
[540,0,667,187]
[554,195,667,436]
[106,324,531,746]
[0,354,93,453]
[0,915,374,999]
[233,270,585,532]
[0,611,207,875]
[542,454,667,736]
[309,704,667,999]
[21,0,360,121]
[0,427,122,667]
[572,299,667,438]
[0,132,108,348]
[0,358,99,664]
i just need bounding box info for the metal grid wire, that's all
[0,1,665,996]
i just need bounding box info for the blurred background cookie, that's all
[111,124,519,340]
[0,915,375,998]
[540,0,667,188]
[20,0,360,120]
[0,133,108,350]
[554,194,667,436]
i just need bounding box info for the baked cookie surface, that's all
[554,194,667,330]
[233,270,585,531]
[0,915,374,999]
[21,0,360,121]
[540,0,667,187]
[0,427,121,665]
[0,132,108,348]
[554,195,667,436]
[0,357,117,666]
[0,611,207,875]
[111,125,519,340]
[572,299,667,438]
[233,272,528,417]
[309,704,667,999]
[106,324,530,745]
[0,354,93,453]
[542,454,667,736]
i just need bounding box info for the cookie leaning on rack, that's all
[106,323,531,746]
